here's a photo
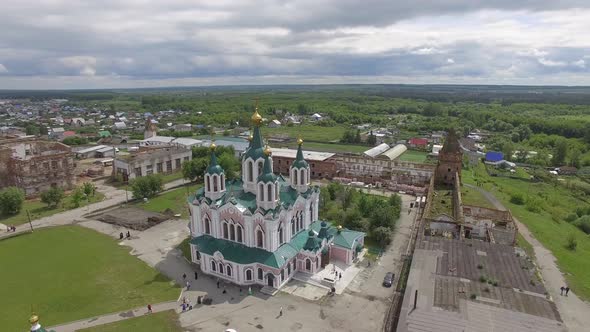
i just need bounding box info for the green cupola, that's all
[303,229,322,251]
[206,143,224,175]
[258,147,278,183]
[291,137,309,169]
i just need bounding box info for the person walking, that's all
[186,281,191,291]
[279,306,283,317]
[222,286,227,294]
[248,286,252,295]
[126,231,131,239]
[566,286,570,296]
[560,286,565,296]
[216,279,220,288]
[119,232,124,240]
[194,271,198,280]
[182,273,187,281]
[339,272,342,280]
[147,304,152,314]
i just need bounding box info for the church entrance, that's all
[266,273,275,287]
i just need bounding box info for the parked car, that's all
[383,272,395,287]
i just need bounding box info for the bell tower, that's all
[435,128,463,186]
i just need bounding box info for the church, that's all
[187,107,365,290]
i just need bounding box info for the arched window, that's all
[229,223,235,241]
[248,161,253,181]
[246,269,253,281]
[278,226,284,245]
[258,183,264,201]
[213,175,218,191]
[267,183,272,201]
[308,169,310,183]
[291,219,295,236]
[219,263,224,274]
[310,204,314,222]
[287,262,291,275]
[220,174,225,190]
[305,258,311,271]
[195,251,201,260]
[256,228,264,248]
[300,169,305,185]
[204,218,211,235]
[258,268,263,280]
[298,213,303,230]
[206,175,211,192]
[275,183,279,200]
[237,225,243,243]
[211,260,216,271]
[227,265,232,277]
[223,223,228,239]
[293,169,298,185]
[280,269,284,282]
[257,162,263,178]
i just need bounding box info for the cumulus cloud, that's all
[0,1,590,88]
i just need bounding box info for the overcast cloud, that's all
[0,0,589,88]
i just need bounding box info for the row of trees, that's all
[182,146,240,181]
[320,182,402,246]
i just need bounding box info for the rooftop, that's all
[364,143,390,158]
[271,147,335,161]
[116,146,190,163]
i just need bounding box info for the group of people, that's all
[560,286,571,296]
[5,225,16,232]
[118,231,131,240]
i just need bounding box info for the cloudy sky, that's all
[1,0,590,89]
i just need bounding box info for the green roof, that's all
[258,154,277,183]
[98,130,111,137]
[206,149,224,175]
[292,143,309,169]
[243,125,266,161]
[333,228,365,249]
[303,229,322,252]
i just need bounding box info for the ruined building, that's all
[0,137,75,196]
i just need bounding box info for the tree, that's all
[82,182,96,197]
[218,153,240,180]
[500,141,514,161]
[40,187,64,208]
[570,148,581,168]
[552,138,568,166]
[130,175,164,199]
[369,205,397,229]
[0,187,25,215]
[182,158,208,181]
[371,226,392,246]
[70,186,84,208]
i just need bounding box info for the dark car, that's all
[383,272,395,287]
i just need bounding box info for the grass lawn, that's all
[262,124,347,142]
[137,184,201,218]
[460,185,495,209]
[463,162,590,300]
[0,192,105,226]
[78,310,182,332]
[397,150,428,162]
[0,226,179,331]
[159,171,184,184]
[282,141,368,154]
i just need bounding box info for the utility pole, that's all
[26,209,34,232]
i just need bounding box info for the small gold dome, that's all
[29,314,39,324]
[209,142,216,151]
[297,137,304,145]
[264,145,272,156]
[248,134,253,142]
[252,109,262,124]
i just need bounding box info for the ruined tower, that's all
[434,128,462,186]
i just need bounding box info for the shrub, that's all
[370,227,392,247]
[565,213,579,223]
[130,175,164,199]
[566,234,578,251]
[40,187,64,208]
[525,196,542,213]
[0,187,25,215]
[574,216,590,235]
[509,193,525,205]
[470,294,477,300]
[479,275,487,283]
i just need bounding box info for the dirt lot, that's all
[92,207,170,231]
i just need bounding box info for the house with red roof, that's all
[408,138,428,149]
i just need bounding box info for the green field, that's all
[159,171,184,184]
[79,310,182,332]
[397,150,428,162]
[0,192,105,226]
[138,184,200,218]
[463,162,590,300]
[262,124,347,142]
[0,226,179,331]
[284,141,367,154]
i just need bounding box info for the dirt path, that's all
[465,184,590,332]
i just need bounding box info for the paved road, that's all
[466,183,590,332]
